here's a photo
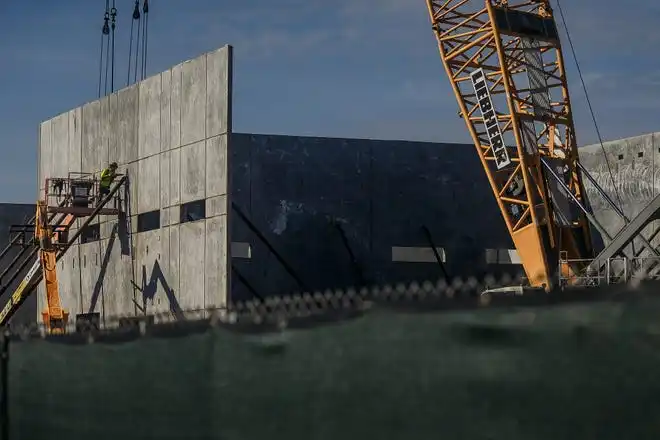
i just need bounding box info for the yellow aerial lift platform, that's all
[0,173,126,334]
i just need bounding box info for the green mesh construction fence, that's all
[5,279,660,439]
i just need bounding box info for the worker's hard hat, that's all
[110,162,118,168]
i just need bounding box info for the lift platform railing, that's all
[45,172,124,213]
[0,175,128,327]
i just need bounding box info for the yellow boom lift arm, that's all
[0,173,126,333]
[36,202,73,333]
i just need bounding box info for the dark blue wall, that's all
[0,203,37,324]
[230,134,517,301]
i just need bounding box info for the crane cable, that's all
[110,0,117,93]
[554,0,637,259]
[97,30,105,98]
[133,1,142,84]
[127,0,140,87]
[97,1,110,98]
[104,9,110,96]
[141,0,150,80]
[554,0,623,214]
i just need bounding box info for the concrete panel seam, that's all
[178,125,182,215]
[160,72,164,208]
[225,45,233,301]
[169,67,174,151]
[204,58,208,308]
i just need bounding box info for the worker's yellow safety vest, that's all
[100,168,115,188]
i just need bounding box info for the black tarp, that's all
[6,282,660,439]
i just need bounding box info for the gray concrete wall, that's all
[230,134,517,301]
[580,133,660,245]
[36,45,232,324]
[0,203,37,325]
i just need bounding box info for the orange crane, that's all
[424,0,602,290]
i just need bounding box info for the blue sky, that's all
[0,0,658,202]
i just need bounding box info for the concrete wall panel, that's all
[38,121,52,197]
[138,74,162,159]
[230,134,514,301]
[101,233,135,319]
[115,85,139,164]
[68,108,82,174]
[160,69,171,152]
[205,216,228,309]
[161,206,178,227]
[42,245,81,321]
[206,135,228,199]
[107,93,118,166]
[99,95,112,167]
[102,228,134,317]
[169,147,181,206]
[180,140,206,203]
[580,132,660,253]
[170,64,182,150]
[50,113,69,180]
[135,230,169,315]
[231,135,371,298]
[124,161,139,217]
[68,109,84,233]
[206,195,227,218]
[180,56,206,146]
[178,221,205,311]
[168,225,181,310]
[34,44,232,325]
[79,242,102,316]
[137,155,160,214]
[206,46,231,137]
[160,151,171,208]
[81,101,103,173]
[159,227,171,308]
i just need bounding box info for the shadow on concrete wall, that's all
[136,261,184,320]
[88,224,118,315]
[88,214,132,316]
[117,212,130,256]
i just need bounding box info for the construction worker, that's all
[99,162,118,203]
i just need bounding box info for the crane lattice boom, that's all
[425,0,594,289]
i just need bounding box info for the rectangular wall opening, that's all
[80,224,100,244]
[180,200,206,223]
[137,210,161,233]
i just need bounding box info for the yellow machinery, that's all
[0,173,126,333]
[35,202,73,334]
[425,0,600,290]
